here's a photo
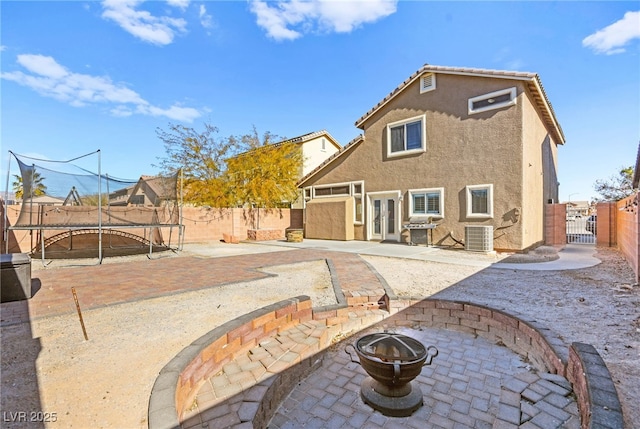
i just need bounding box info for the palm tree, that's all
[12,170,47,199]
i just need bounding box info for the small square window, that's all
[466,184,493,218]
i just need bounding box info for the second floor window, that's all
[386,114,426,158]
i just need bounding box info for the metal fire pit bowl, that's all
[345,332,438,417]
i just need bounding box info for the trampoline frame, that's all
[3,150,184,265]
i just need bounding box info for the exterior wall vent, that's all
[465,225,493,252]
[420,74,436,93]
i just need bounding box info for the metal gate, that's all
[566,207,596,244]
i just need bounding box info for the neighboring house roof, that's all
[354,64,565,146]
[275,130,341,150]
[127,175,175,204]
[567,201,590,208]
[298,135,364,187]
[21,195,65,205]
[229,130,341,160]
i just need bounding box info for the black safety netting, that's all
[7,151,180,228]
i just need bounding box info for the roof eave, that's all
[354,65,566,146]
[298,135,364,187]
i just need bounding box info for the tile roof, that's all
[298,134,364,187]
[232,130,342,159]
[273,129,340,148]
[354,64,565,145]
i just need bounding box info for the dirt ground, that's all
[363,247,640,429]
[1,245,638,428]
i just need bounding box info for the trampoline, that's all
[3,150,184,264]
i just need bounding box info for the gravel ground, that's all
[363,248,640,428]
[1,259,335,429]
[1,245,638,428]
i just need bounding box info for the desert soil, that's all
[1,245,638,428]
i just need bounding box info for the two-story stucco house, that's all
[298,64,565,252]
[274,130,341,208]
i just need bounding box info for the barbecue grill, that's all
[403,217,437,246]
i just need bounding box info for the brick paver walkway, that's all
[1,246,581,428]
[0,249,386,326]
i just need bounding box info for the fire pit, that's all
[346,332,438,417]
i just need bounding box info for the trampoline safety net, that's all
[7,151,180,228]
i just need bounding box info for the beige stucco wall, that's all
[301,136,340,177]
[304,73,560,251]
[291,135,341,210]
[305,196,354,240]
[521,88,560,249]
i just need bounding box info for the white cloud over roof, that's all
[250,0,397,41]
[1,54,201,122]
[582,10,640,55]
[101,0,188,45]
[199,5,213,29]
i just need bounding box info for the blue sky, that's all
[1,1,639,203]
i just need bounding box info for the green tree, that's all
[155,122,237,206]
[224,127,304,209]
[593,166,634,202]
[156,123,304,210]
[12,170,47,199]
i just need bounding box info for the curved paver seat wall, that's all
[148,296,623,429]
[387,298,623,429]
[567,343,624,429]
[147,295,386,429]
[387,298,568,375]
[148,296,314,429]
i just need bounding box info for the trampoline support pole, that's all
[4,153,11,254]
[98,150,102,264]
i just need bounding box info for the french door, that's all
[369,192,400,242]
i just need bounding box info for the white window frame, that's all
[466,184,493,218]
[352,181,364,224]
[312,182,351,198]
[420,73,436,94]
[468,87,517,115]
[310,181,365,225]
[408,187,444,218]
[386,114,427,158]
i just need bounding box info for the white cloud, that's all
[101,0,188,45]
[1,54,201,122]
[582,11,640,55]
[167,0,190,10]
[199,4,213,29]
[249,0,397,41]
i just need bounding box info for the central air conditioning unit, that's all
[465,225,493,252]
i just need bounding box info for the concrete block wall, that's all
[596,202,616,247]
[615,194,639,282]
[1,205,304,253]
[544,203,567,247]
[246,228,284,241]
